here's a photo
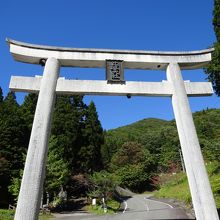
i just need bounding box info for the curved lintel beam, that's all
[6,38,214,70]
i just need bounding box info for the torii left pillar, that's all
[14,57,60,220]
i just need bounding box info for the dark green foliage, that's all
[205,43,220,96]
[101,132,124,169]
[111,141,155,192]
[0,87,3,103]
[115,164,151,192]
[8,170,23,202]
[102,118,168,169]
[0,92,29,207]
[6,93,38,203]
[20,93,38,130]
[45,136,69,195]
[49,95,104,200]
[0,90,105,206]
[0,157,10,207]
[111,141,152,169]
[52,97,104,175]
[193,109,220,162]
[104,109,220,176]
[213,0,220,41]
[103,118,179,172]
[205,0,220,96]
[79,101,104,173]
[51,95,86,173]
[88,170,118,201]
[158,124,181,172]
[0,92,29,174]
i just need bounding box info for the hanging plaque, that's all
[106,60,124,83]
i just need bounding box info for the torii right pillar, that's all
[167,63,219,220]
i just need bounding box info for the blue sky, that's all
[0,0,219,130]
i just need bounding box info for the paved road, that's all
[53,195,194,220]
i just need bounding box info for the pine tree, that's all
[79,101,104,173]
[0,92,29,206]
[213,0,220,41]
[0,92,28,173]
[0,87,3,103]
[205,0,220,95]
[0,156,10,207]
[20,93,38,130]
[51,95,86,174]
[45,136,69,195]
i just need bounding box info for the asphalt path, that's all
[53,194,194,220]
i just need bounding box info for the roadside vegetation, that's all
[0,209,14,220]
[0,209,52,220]
[154,161,220,209]
[88,199,120,215]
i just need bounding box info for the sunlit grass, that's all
[154,162,220,208]
[87,199,120,215]
[0,209,53,220]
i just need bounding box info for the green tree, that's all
[213,0,220,41]
[0,156,10,207]
[158,124,181,172]
[0,92,28,175]
[0,92,29,206]
[101,132,124,169]
[45,136,69,196]
[88,171,118,202]
[102,118,169,170]
[111,141,153,169]
[111,142,155,192]
[79,101,104,173]
[193,109,220,162]
[51,95,86,174]
[205,0,220,95]
[8,170,23,202]
[20,93,38,130]
[0,87,3,103]
[115,164,151,192]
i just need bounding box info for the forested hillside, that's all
[0,86,219,209]
[102,108,220,194]
[0,89,104,208]
[103,109,220,172]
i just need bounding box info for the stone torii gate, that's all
[7,39,219,220]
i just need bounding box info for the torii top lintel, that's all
[7,38,214,70]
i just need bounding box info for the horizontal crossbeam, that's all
[7,39,214,70]
[9,76,213,97]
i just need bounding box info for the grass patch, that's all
[87,199,120,215]
[88,205,106,215]
[39,213,54,220]
[154,172,191,206]
[0,209,53,220]
[154,161,220,208]
[0,209,15,220]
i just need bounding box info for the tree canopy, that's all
[0,91,105,206]
[205,0,220,95]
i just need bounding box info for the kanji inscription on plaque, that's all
[106,60,124,82]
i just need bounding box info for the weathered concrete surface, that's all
[9,76,213,97]
[7,38,213,70]
[166,63,219,220]
[14,57,60,220]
